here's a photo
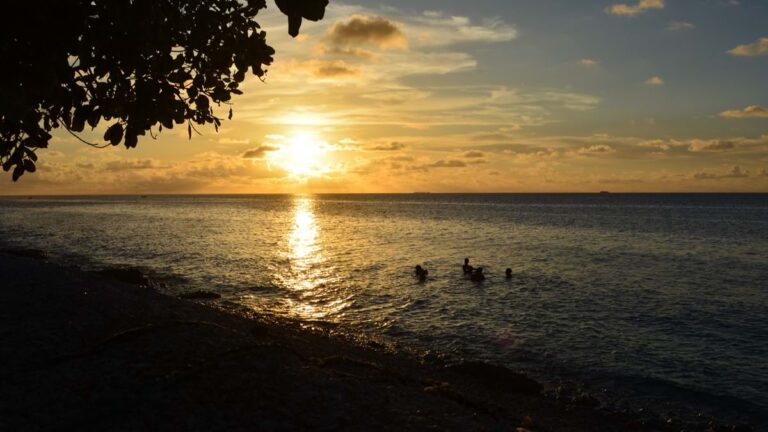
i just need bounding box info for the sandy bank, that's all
[0,251,742,431]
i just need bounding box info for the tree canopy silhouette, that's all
[0,0,328,181]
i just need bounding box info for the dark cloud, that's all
[598,178,645,184]
[314,61,359,78]
[409,159,470,171]
[326,15,407,49]
[688,140,735,152]
[693,166,749,180]
[242,145,278,159]
[463,151,485,158]
[369,142,406,151]
[430,160,467,168]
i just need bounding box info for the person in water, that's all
[471,267,485,282]
[505,268,512,279]
[462,258,473,275]
[415,265,428,282]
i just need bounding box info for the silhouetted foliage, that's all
[0,0,328,181]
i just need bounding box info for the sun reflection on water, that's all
[283,196,349,320]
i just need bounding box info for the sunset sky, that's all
[7,0,768,194]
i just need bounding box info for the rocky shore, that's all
[0,250,751,431]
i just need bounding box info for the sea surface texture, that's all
[1,194,766,424]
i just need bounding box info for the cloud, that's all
[410,11,517,47]
[361,87,432,104]
[646,76,664,86]
[242,145,279,159]
[430,160,468,168]
[606,0,665,17]
[409,159,471,171]
[578,144,615,154]
[667,21,694,31]
[688,139,735,152]
[13,151,289,194]
[719,105,768,119]
[104,159,165,171]
[326,15,408,50]
[218,138,251,145]
[579,59,599,67]
[369,142,406,151]
[693,166,749,180]
[640,139,672,151]
[313,60,360,78]
[728,37,768,57]
[463,151,485,158]
[598,178,645,184]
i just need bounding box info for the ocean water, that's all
[1,194,767,424]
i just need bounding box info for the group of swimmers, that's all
[414,258,512,282]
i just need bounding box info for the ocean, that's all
[1,193,766,425]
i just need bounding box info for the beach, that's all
[1,249,728,432]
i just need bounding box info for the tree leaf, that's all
[124,131,138,148]
[195,95,209,111]
[24,148,38,162]
[104,123,124,145]
[12,165,24,182]
[2,0,326,180]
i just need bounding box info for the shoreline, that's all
[0,249,754,431]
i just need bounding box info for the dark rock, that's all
[445,361,542,396]
[178,290,221,300]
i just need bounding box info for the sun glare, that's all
[270,132,332,178]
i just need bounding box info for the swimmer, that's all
[471,267,486,282]
[505,268,512,279]
[415,265,428,282]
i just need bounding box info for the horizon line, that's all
[2,191,768,198]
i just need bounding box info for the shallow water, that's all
[1,193,767,424]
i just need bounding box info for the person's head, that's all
[506,268,512,275]
[415,265,422,271]
[464,258,469,265]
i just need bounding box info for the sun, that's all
[270,132,332,178]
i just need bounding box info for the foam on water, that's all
[1,193,767,424]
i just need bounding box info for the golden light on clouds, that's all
[6,2,768,194]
